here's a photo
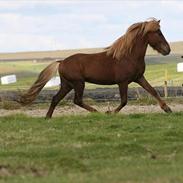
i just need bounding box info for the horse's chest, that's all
[133,65,145,77]
[116,62,145,82]
[131,64,146,82]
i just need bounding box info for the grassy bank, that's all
[0,60,183,90]
[0,113,183,182]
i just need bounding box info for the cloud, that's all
[0,0,182,52]
[161,0,183,11]
[0,1,27,10]
[0,33,65,52]
[0,9,115,51]
[0,11,107,34]
[0,1,76,10]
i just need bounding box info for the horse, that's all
[20,18,172,118]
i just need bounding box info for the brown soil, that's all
[1,103,183,117]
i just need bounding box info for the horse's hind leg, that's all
[46,79,72,119]
[73,81,98,112]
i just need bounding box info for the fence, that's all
[1,87,183,104]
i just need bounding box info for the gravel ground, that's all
[1,103,183,117]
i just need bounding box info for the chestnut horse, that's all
[20,19,172,118]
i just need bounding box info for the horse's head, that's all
[146,20,170,55]
[106,18,171,60]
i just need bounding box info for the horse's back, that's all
[59,52,117,84]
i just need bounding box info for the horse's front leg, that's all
[136,76,172,113]
[106,82,128,114]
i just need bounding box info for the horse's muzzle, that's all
[161,45,171,55]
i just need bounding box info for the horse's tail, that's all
[20,61,61,105]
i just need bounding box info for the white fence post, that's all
[44,76,61,88]
[177,62,183,72]
[1,75,17,85]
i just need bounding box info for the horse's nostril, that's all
[162,44,170,54]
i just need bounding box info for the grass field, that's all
[1,60,183,90]
[0,41,182,90]
[0,113,183,182]
[0,61,48,90]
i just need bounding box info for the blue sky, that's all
[0,0,182,53]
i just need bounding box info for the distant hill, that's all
[0,48,104,61]
[146,41,183,56]
[0,41,182,61]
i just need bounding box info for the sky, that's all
[0,0,183,53]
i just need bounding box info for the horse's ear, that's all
[158,20,161,23]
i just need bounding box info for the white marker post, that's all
[1,75,17,85]
[45,76,61,88]
[177,61,183,89]
[177,62,183,72]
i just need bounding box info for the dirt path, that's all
[1,103,183,117]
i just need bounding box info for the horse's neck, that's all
[131,38,148,62]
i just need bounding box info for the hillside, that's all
[0,48,104,61]
[0,41,182,61]
[146,41,183,56]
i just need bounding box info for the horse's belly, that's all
[83,66,117,84]
[85,77,117,85]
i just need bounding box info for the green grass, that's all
[0,61,48,90]
[0,61,183,90]
[0,113,183,182]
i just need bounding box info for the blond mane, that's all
[106,18,160,60]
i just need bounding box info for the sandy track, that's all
[1,104,183,117]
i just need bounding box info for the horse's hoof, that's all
[163,106,172,113]
[105,110,113,114]
[45,116,51,120]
